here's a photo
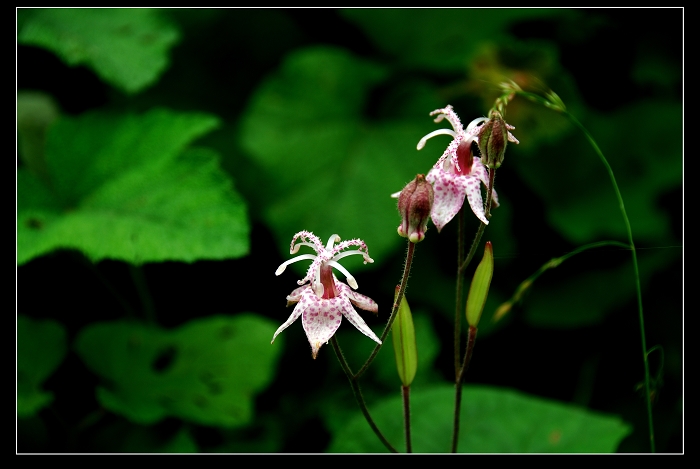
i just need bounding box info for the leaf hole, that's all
[151,345,177,373]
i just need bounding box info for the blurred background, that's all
[17,8,682,453]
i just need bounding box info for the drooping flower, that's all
[272,231,381,359]
[416,105,518,231]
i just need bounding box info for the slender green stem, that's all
[451,325,478,453]
[515,90,654,452]
[355,240,416,380]
[454,207,465,378]
[339,240,415,452]
[458,168,496,275]
[129,264,156,324]
[331,336,398,453]
[566,112,654,453]
[401,385,412,453]
[527,241,631,289]
[74,253,137,318]
[451,166,496,450]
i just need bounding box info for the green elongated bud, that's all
[466,241,494,327]
[392,286,417,387]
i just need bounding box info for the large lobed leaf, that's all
[74,314,282,428]
[17,109,250,265]
[328,384,632,453]
[18,8,180,94]
[240,46,445,266]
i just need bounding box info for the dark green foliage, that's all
[17,8,682,453]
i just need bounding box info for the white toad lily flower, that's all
[417,105,517,231]
[272,231,381,359]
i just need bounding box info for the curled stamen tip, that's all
[275,265,286,276]
[417,139,426,150]
[347,277,358,289]
[390,191,401,198]
[290,245,300,254]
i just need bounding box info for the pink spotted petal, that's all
[426,167,467,232]
[300,290,344,359]
[339,296,381,345]
[286,285,307,306]
[337,282,378,314]
[471,157,488,181]
[464,177,489,225]
[271,297,304,344]
[491,187,500,208]
[471,156,499,209]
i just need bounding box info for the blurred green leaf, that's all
[240,46,444,266]
[341,9,563,72]
[17,109,250,265]
[120,426,198,453]
[17,315,67,418]
[328,384,632,453]
[513,100,682,245]
[18,8,179,93]
[74,314,282,428]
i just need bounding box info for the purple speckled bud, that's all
[397,174,434,243]
[477,110,509,169]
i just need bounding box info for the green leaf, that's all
[240,46,443,265]
[17,315,67,418]
[18,8,180,93]
[513,100,682,245]
[17,109,250,265]
[74,314,283,428]
[341,9,564,72]
[328,384,632,453]
[121,426,198,453]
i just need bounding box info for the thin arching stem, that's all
[515,89,653,452]
[451,325,478,453]
[331,336,398,453]
[451,166,496,452]
[355,240,415,380]
[402,385,412,453]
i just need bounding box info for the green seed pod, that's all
[392,287,417,387]
[466,241,494,327]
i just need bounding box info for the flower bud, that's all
[477,110,509,169]
[397,174,434,243]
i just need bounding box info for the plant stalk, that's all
[331,336,398,453]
